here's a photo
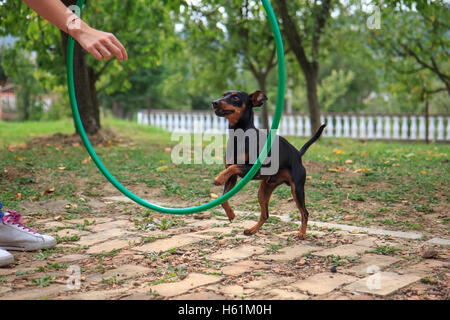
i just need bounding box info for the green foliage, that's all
[368,0,449,113]
[0,46,46,120]
[0,0,448,119]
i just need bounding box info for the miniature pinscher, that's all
[212,90,326,239]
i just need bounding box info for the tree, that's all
[0,52,7,84]
[275,0,334,133]
[182,0,280,129]
[0,0,180,133]
[1,47,45,120]
[369,0,449,98]
[225,0,279,129]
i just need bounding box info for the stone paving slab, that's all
[55,254,90,263]
[66,217,112,225]
[268,289,309,300]
[220,260,269,276]
[243,276,280,289]
[307,221,424,240]
[343,272,421,296]
[426,238,450,246]
[221,285,244,297]
[76,228,128,246]
[313,244,369,258]
[197,227,234,235]
[149,273,222,297]
[89,265,150,282]
[89,220,135,233]
[235,220,259,230]
[348,254,401,276]
[60,288,132,300]
[291,273,358,296]
[0,287,12,295]
[397,259,449,277]
[134,234,207,253]
[55,228,87,238]
[43,221,69,229]
[352,237,378,248]
[0,285,66,300]
[86,239,136,254]
[258,244,319,262]
[210,245,266,262]
[173,291,227,300]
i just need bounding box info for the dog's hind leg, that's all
[221,175,237,222]
[244,180,276,235]
[290,165,309,239]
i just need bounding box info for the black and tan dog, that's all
[212,90,326,239]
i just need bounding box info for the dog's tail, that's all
[298,124,327,157]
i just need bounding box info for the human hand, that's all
[68,19,128,62]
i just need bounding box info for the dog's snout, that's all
[212,100,220,108]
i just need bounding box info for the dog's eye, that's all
[232,96,240,102]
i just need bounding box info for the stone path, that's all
[0,198,449,300]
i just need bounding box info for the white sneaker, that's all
[0,249,14,267]
[0,210,57,251]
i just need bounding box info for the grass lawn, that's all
[0,118,449,238]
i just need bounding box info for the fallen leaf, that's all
[58,166,66,171]
[210,193,219,199]
[354,168,372,173]
[344,159,353,164]
[333,149,344,155]
[15,193,22,200]
[156,165,168,172]
[420,170,427,174]
[82,157,91,164]
[327,168,341,173]
[41,187,55,197]
[164,147,172,153]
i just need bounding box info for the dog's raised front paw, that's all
[214,176,226,186]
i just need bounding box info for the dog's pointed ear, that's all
[249,90,268,107]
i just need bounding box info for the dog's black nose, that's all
[212,100,220,108]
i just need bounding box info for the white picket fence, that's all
[137,110,450,141]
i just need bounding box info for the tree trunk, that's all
[305,67,322,133]
[276,0,323,134]
[61,0,100,134]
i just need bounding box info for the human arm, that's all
[21,0,128,61]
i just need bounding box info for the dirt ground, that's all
[0,133,449,300]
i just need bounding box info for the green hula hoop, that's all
[67,0,285,214]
